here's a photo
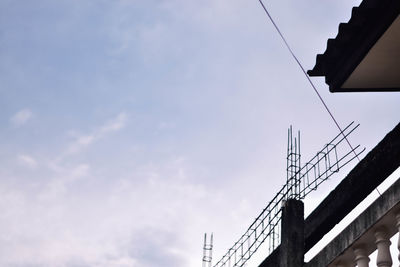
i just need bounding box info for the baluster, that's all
[395,213,400,263]
[354,246,370,267]
[375,226,392,267]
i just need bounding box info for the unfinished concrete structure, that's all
[259,123,400,266]
[210,0,400,265]
[260,0,400,265]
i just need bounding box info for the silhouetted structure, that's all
[207,0,400,265]
[260,123,400,266]
[308,0,400,92]
[203,233,213,267]
[212,124,362,267]
[260,0,400,265]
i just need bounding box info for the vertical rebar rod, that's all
[211,123,362,267]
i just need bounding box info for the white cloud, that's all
[70,163,90,179]
[17,154,38,168]
[38,163,90,201]
[10,109,33,126]
[67,112,128,154]
[0,155,203,267]
[100,112,127,133]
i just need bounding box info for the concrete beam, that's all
[305,176,400,267]
[258,246,281,267]
[304,122,400,251]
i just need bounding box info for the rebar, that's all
[212,122,364,267]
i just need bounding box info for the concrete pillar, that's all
[353,246,370,267]
[280,199,304,267]
[395,213,400,263]
[375,227,392,267]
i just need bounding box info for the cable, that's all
[258,0,360,161]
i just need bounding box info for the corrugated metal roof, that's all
[307,0,400,92]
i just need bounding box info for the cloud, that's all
[0,156,198,267]
[38,163,90,201]
[10,109,33,126]
[69,163,90,179]
[17,154,38,168]
[100,112,127,133]
[126,228,186,267]
[67,112,127,154]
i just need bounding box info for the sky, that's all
[0,0,399,266]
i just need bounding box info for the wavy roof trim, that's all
[307,0,400,92]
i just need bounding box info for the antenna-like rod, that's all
[286,126,301,199]
[202,233,213,267]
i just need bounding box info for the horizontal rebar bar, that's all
[213,122,363,267]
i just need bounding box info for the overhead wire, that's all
[257,0,361,162]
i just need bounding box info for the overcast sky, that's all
[1,1,400,266]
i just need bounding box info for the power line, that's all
[257,0,360,161]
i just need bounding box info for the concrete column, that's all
[375,227,392,267]
[353,246,369,267]
[280,199,304,267]
[395,213,400,263]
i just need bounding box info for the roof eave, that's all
[308,0,400,92]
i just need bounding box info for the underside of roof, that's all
[308,0,400,92]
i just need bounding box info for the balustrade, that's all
[303,177,400,267]
[327,211,400,267]
[353,246,370,267]
[375,227,392,267]
[395,213,400,263]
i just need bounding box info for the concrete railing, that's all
[305,177,400,267]
[330,206,400,267]
[258,123,400,267]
